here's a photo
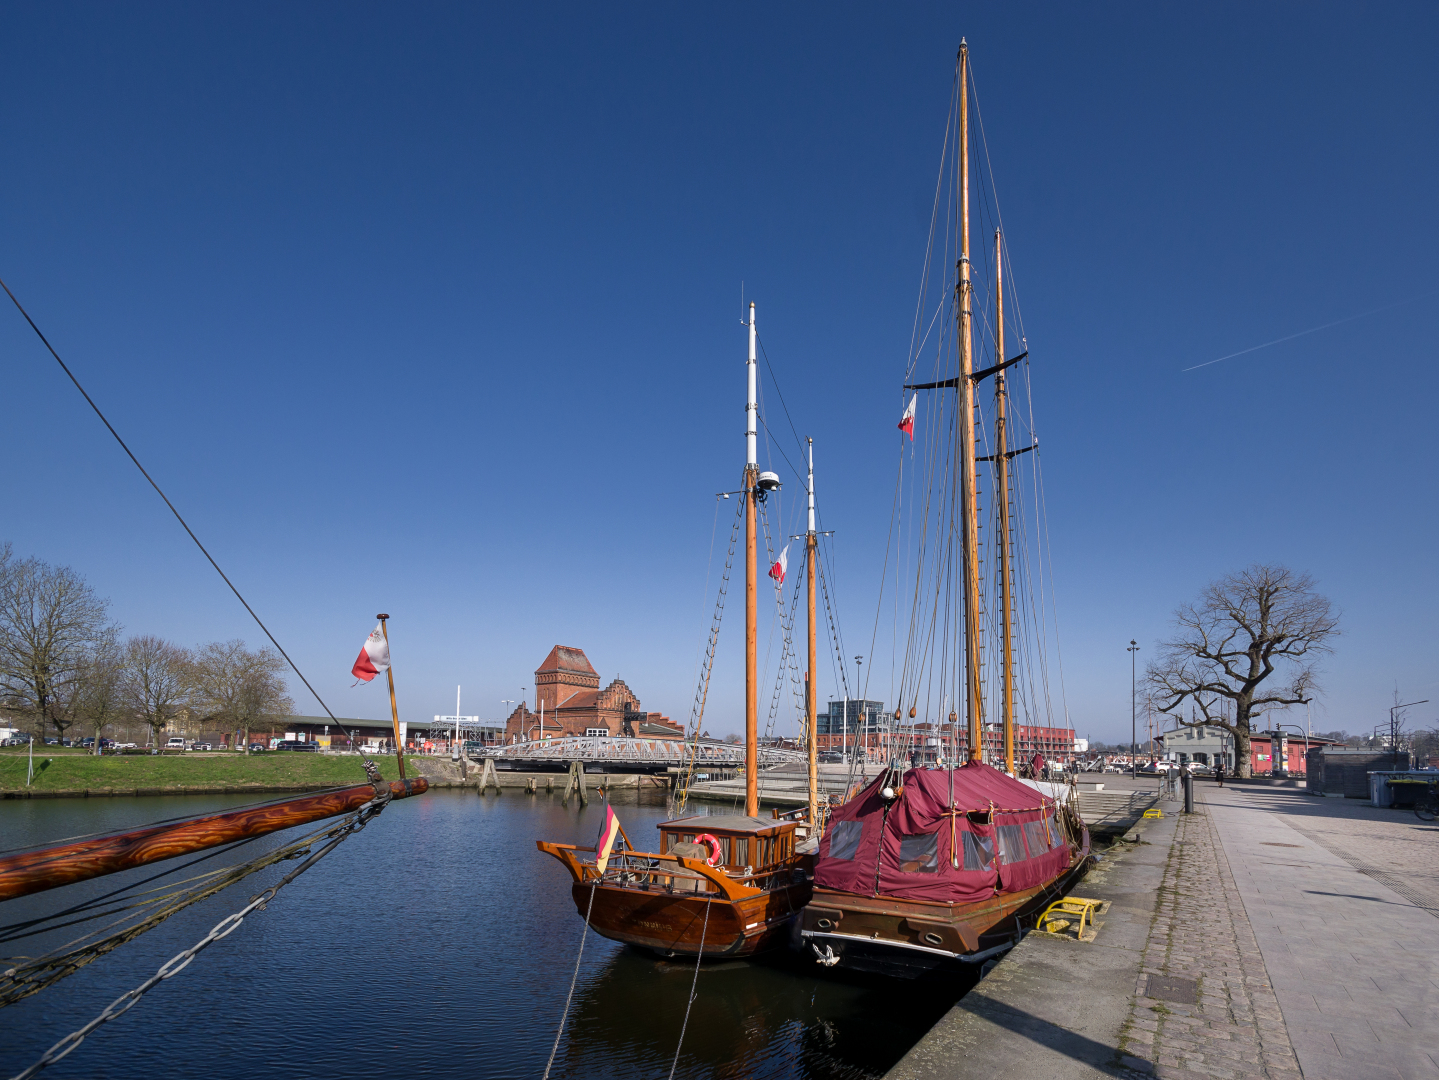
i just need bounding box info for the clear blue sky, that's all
[3,4,1436,743]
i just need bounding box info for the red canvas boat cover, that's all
[813,761,1072,903]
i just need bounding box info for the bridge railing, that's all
[479,736,806,765]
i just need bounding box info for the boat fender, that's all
[693,833,724,866]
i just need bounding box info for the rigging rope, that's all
[665,896,713,1080]
[0,276,361,750]
[542,877,600,1080]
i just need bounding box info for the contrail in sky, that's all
[1182,296,1421,372]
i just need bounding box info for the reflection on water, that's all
[1,789,974,1079]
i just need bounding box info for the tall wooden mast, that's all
[806,438,819,826]
[744,302,760,818]
[995,229,1016,775]
[958,41,985,763]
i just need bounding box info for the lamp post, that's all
[853,656,863,764]
[1127,640,1140,779]
[501,700,514,741]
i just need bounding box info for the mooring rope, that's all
[542,875,600,1080]
[667,895,713,1080]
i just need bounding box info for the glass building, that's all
[818,700,886,736]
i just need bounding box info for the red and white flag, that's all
[351,623,390,683]
[769,543,789,585]
[898,394,917,440]
[596,804,623,873]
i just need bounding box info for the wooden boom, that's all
[0,777,427,902]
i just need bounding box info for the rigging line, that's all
[542,877,600,1080]
[755,333,811,470]
[907,56,958,379]
[667,896,713,1080]
[0,276,352,740]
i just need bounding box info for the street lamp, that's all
[852,656,863,765]
[501,700,514,740]
[1127,641,1140,779]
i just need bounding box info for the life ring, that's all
[693,833,724,867]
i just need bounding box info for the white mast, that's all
[807,437,815,533]
[746,303,758,467]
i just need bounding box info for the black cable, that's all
[0,275,352,742]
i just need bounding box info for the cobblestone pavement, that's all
[1119,807,1304,1080]
[1203,785,1439,1080]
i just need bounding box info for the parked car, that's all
[165,737,186,750]
[817,751,845,764]
[247,742,268,752]
[275,741,320,752]
[1185,762,1213,776]
[191,742,212,751]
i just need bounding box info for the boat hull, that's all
[572,879,811,958]
[798,830,1091,977]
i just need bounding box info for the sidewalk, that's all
[1200,784,1439,1080]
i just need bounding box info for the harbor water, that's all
[1,788,976,1079]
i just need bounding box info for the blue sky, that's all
[2,3,1436,743]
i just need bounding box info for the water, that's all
[0,790,975,1078]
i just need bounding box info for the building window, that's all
[585,727,608,737]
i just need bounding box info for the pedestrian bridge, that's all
[479,736,806,772]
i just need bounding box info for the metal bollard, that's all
[1183,772,1194,814]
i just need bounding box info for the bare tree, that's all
[0,544,115,744]
[123,636,191,749]
[72,633,126,754]
[190,640,292,753]
[1146,565,1339,777]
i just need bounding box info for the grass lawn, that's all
[0,750,418,792]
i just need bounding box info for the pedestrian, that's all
[1215,761,1225,788]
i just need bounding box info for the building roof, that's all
[554,690,600,711]
[536,646,597,677]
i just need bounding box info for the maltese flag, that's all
[769,544,789,585]
[351,623,390,683]
[898,394,917,439]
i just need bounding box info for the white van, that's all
[165,737,186,750]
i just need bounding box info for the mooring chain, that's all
[7,799,387,1080]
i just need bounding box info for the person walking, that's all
[1215,761,1225,788]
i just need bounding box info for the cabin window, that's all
[897,832,939,873]
[996,824,1027,864]
[1023,820,1050,856]
[827,820,863,861]
[961,830,994,871]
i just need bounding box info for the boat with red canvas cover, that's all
[798,761,1089,977]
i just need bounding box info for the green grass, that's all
[0,750,417,792]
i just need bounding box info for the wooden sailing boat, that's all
[795,40,1090,978]
[537,303,817,958]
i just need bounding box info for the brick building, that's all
[504,645,680,742]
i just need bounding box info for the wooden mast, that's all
[806,437,819,826]
[995,229,1016,775]
[745,302,760,818]
[958,41,985,763]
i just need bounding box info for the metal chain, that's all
[8,800,386,1080]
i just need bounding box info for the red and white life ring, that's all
[693,833,724,866]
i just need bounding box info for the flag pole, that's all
[377,613,406,779]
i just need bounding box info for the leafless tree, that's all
[190,640,292,753]
[72,633,127,754]
[1145,565,1339,777]
[123,635,191,748]
[0,544,115,743]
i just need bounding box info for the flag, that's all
[352,623,390,683]
[595,803,622,873]
[769,543,789,585]
[898,394,916,439]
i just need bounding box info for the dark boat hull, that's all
[798,828,1091,977]
[572,879,811,958]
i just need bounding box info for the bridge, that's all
[477,736,806,773]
